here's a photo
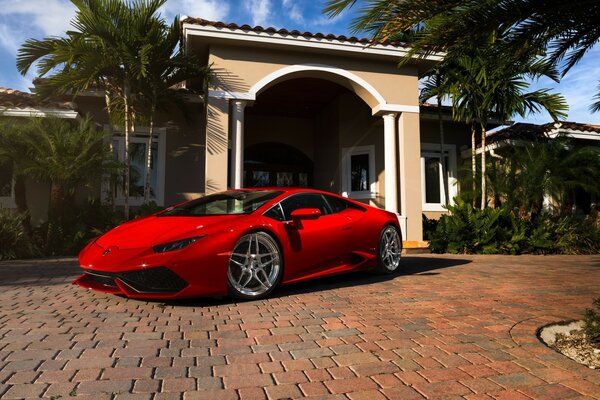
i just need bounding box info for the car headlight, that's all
[152,235,206,253]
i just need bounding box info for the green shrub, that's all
[422,214,439,241]
[0,209,35,260]
[584,298,600,344]
[36,200,165,256]
[429,197,593,255]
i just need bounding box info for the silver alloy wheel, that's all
[380,226,401,271]
[228,232,281,297]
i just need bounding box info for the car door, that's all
[277,193,355,280]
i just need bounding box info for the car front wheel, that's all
[227,231,282,300]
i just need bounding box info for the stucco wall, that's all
[207,44,420,108]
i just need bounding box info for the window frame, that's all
[420,143,458,212]
[341,145,377,200]
[103,126,167,207]
[0,161,16,209]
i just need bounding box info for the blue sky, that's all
[1,0,599,124]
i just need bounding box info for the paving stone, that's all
[0,255,599,399]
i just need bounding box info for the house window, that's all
[107,127,166,206]
[421,143,458,212]
[342,145,376,199]
[0,160,15,208]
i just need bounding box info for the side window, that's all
[324,195,348,214]
[263,204,285,221]
[279,193,331,220]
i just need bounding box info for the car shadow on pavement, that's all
[165,255,471,307]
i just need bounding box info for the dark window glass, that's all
[350,154,369,191]
[279,193,330,220]
[424,157,441,204]
[0,161,12,197]
[324,195,348,214]
[161,190,282,216]
[263,204,285,221]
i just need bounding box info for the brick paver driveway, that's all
[1,255,599,399]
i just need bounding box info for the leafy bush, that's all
[584,298,600,344]
[422,214,439,241]
[429,198,597,254]
[35,200,165,256]
[0,209,35,260]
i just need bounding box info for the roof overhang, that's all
[183,22,444,65]
[0,107,79,119]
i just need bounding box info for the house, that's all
[469,121,600,212]
[0,18,484,242]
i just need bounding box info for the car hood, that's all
[96,214,244,249]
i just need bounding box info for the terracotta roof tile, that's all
[486,121,600,145]
[0,87,76,111]
[182,18,407,47]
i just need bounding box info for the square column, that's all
[205,96,229,193]
[382,113,398,213]
[398,112,423,241]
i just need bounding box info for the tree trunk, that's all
[480,123,487,209]
[471,122,476,207]
[123,84,131,220]
[437,96,448,205]
[144,101,156,203]
[105,91,117,213]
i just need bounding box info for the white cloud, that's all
[244,0,272,27]
[0,0,75,36]
[282,0,303,24]
[161,0,230,21]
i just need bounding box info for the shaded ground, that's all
[0,254,599,399]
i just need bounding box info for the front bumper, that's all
[73,266,189,298]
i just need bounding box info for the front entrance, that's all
[244,143,312,188]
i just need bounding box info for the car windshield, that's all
[160,190,283,216]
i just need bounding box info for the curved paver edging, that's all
[510,316,598,371]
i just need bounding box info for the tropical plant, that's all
[0,118,34,234]
[419,34,567,208]
[0,208,35,260]
[324,0,600,112]
[430,197,600,255]
[487,137,600,216]
[16,0,208,217]
[137,15,210,202]
[12,117,118,217]
[584,298,600,345]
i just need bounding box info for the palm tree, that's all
[16,0,170,219]
[324,0,600,111]
[450,39,567,208]
[138,15,210,203]
[16,116,117,217]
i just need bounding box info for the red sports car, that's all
[74,188,402,300]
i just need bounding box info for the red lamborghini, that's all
[74,188,402,300]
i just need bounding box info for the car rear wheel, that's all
[228,231,282,300]
[376,225,402,273]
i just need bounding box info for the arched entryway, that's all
[243,76,379,196]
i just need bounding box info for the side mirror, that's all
[288,208,321,229]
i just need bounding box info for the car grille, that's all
[83,267,188,293]
[87,273,118,288]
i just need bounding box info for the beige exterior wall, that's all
[205,44,420,108]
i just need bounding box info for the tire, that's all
[227,231,283,300]
[375,225,402,273]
